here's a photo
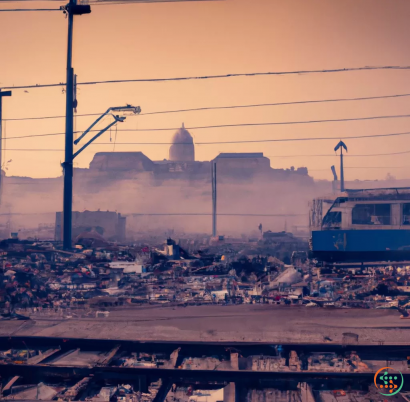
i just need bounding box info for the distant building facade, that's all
[83,124,310,182]
[89,151,155,172]
[55,211,126,242]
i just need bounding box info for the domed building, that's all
[169,123,195,162]
[84,122,310,182]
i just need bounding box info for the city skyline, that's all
[2,0,410,180]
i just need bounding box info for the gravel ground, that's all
[1,305,410,345]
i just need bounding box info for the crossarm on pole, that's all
[73,119,119,159]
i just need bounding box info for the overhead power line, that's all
[310,166,410,171]
[0,8,60,10]
[268,149,410,158]
[6,111,410,140]
[0,211,303,217]
[92,129,410,144]
[194,130,410,145]
[0,0,63,2]
[89,0,220,4]
[127,213,303,217]
[0,0,216,10]
[3,149,64,151]
[5,147,410,158]
[6,92,410,122]
[5,128,410,144]
[5,113,100,122]
[113,113,410,131]
[2,65,410,91]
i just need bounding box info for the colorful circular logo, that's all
[374,367,404,396]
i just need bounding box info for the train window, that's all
[352,204,391,225]
[322,211,341,229]
[403,204,410,225]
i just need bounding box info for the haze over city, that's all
[2,0,410,180]
[3,2,410,401]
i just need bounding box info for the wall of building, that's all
[55,211,126,242]
[89,152,155,172]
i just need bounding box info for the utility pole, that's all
[61,0,90,250]
[212,161,217,237]
[0,90,12,206]
[330,165,338,194]
[334,140,347,192]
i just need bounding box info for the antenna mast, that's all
[334,141,348,192]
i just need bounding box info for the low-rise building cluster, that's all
[1,233,410,318]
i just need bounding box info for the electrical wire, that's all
[6,128,410,144]
[3,65,410,90]
[3,149,64,151]
[7,111,410,140]
[5,132,65,140]
[0,0,214,10]
[141,93,410,116]
[0,0,63,2]
[5,113,98,122]
[5,147,410,159]
[125,213,304,217]
[267,149,410,158]
[310,166,410,171]
[89,0,219,4]
[194,130,410,145]
[6,92,410,122]
[0,8,60,10]
[0,211,304,217]
[113,113,410,131]
[0,0,215,3]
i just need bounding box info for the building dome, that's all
[169,123,195,162]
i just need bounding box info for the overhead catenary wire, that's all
[6,127,410,145]
[6,112,410,142]
[5,112,101,122]
[0,0,217,6]
[6,92,410,122]
[0,0,196,1]
[89,0,220,4]
[0,0,211,10]
[0,0,64,2]
[124,213,304,217]
[267,149,410,157]
[0,8,60,10]
[112,113,410,131]
[3,149,65,151]
[310,166,410,171]
[6,147,410,158]
[0,211,305,217]
[194,130,410,145]
[3,65,410,91]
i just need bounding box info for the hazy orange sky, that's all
[2,0,410,180]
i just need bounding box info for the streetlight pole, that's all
[62,0,75,250]
[0,90,12,206]
[61,0,90,250]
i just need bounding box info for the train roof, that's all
[315,187,410,202]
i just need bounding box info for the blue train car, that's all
[309,187,410,262]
